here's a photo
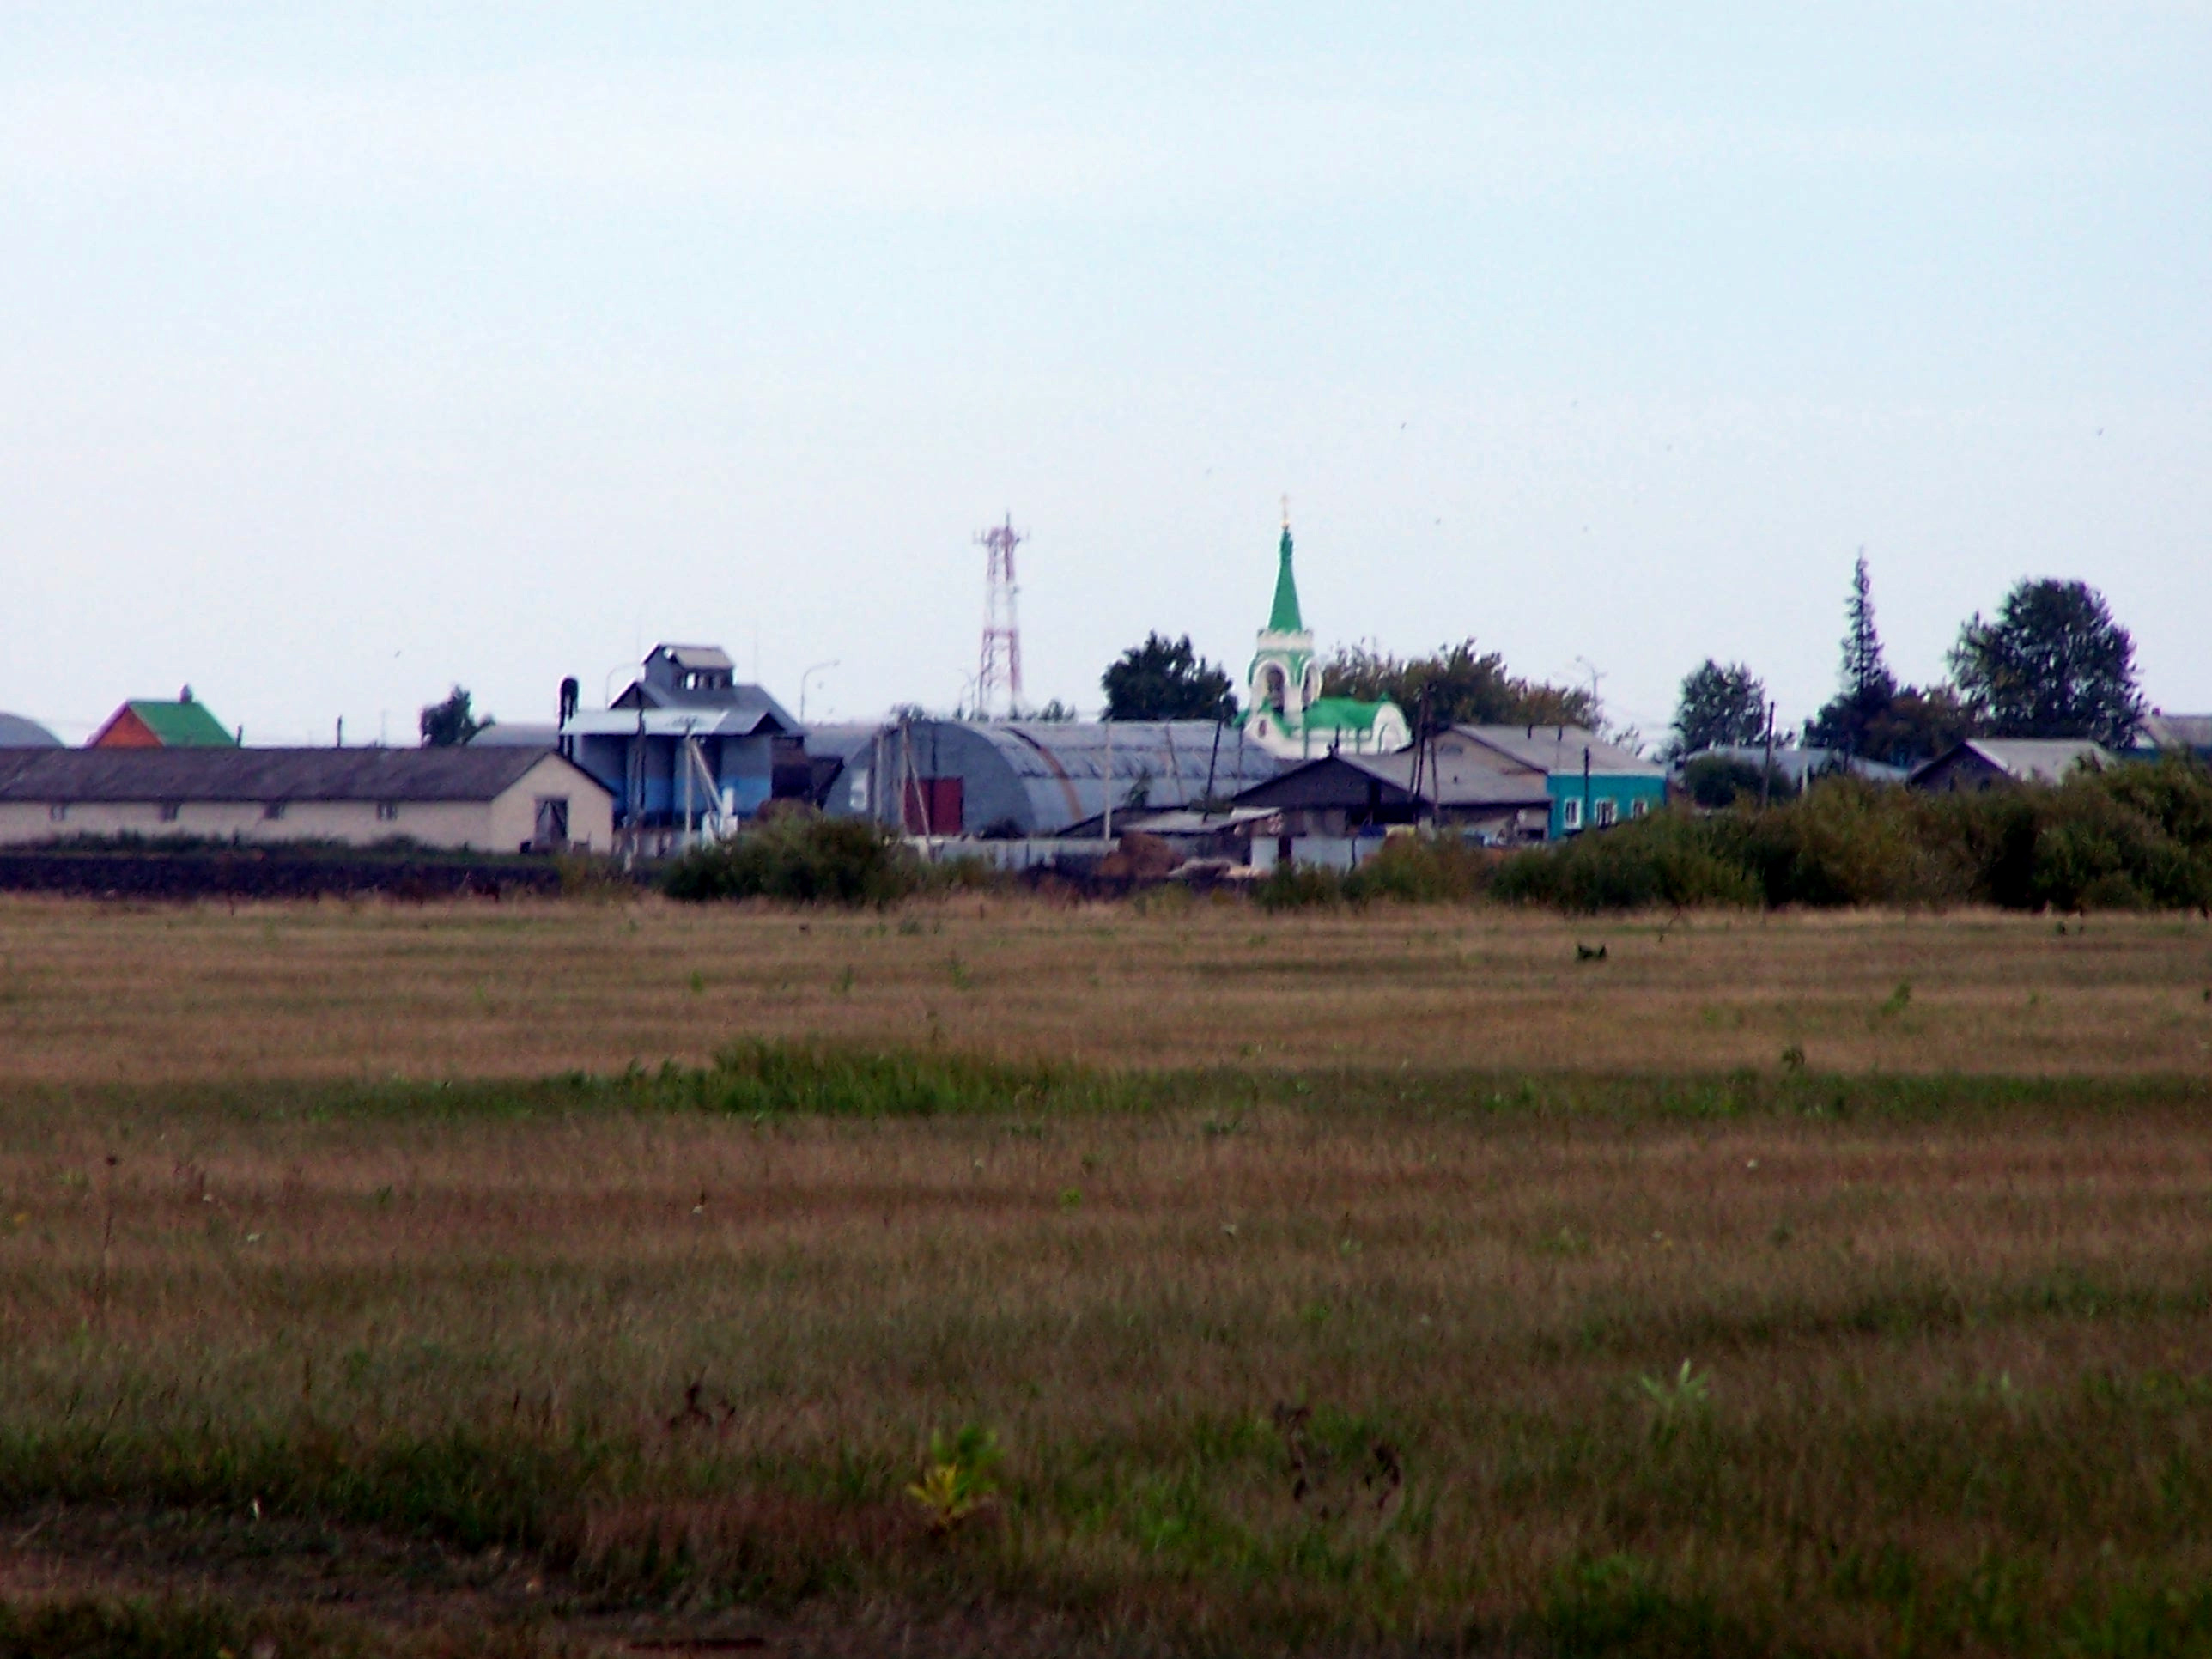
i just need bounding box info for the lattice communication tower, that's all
[975,514,1024,717]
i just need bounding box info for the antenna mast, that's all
[975,514,1024,718]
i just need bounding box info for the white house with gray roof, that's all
[0,747,611,852]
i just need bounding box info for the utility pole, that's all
[1761,700,1778,809]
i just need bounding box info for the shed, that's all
[0,748,612,852]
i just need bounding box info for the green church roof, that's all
[1267,521,1304,635]
[1300,696,1387,732]
[127,699,237,747]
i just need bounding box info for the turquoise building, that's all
[1431,726,1667,840]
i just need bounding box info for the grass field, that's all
[4,895,2212,1656]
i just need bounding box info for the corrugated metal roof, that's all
[566,703,792,738]
[0,747,604,804]
[0,714,62,749]
[1450,725,1662,777]
[891,720,1285,834]
[605,681,798,728]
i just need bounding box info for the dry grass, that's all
[5,896,2212,1653]
[2,893,2209,1082]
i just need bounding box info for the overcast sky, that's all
[3,3,2207,745]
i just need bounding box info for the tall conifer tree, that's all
[1842,552,1894,703]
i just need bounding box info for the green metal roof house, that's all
[88,690,238,750]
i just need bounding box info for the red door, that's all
[902,778,963,835]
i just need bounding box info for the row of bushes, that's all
[664,759,2212,914]
[1286,756,2212,913]
[659,812,1003,905]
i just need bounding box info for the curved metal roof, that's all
[893,720,1284,835]
[0,714,62,749]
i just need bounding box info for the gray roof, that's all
[0,714,62,749]
[653,644,735,673]
[1234,750,1552,813]
[1451,725,1663,777]
[2140,714,2212,752]
[797,722,885,769]
[466,721,562,747]
[0,746,605,804]
[1911,738,2119,787]
[604,680,798,728]
[1678,745,1910,786]
[890,720,1285,836]
[1344,748,1556,807]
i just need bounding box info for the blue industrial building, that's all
[560,645,803,842]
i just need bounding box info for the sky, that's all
[3,3,2208,746]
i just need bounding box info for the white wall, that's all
[0,754,612,851]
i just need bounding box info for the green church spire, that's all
[1267,507,1304,635]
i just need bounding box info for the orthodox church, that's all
[1242,513,1410,760]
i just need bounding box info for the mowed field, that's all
[3,896,2212,1657]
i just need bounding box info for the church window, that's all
[1260,666,1287,714]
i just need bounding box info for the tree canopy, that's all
[1948,578,2145,746]
[1668,660,1769,758]
[1319,641,1595,738]
[1802,556,1976,765]
[1101,634,1237,722]
[418,685,491,748]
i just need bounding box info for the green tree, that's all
[1803,556,1974,764]
[1804,554,1899,757]
[1668,660,1768,758]
[1319,640,1595,738]
[1949,578,2145,745]
[418,685,491,748]
[1856,684,1975,767]
[1101,634,1237,721]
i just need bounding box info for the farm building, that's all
[560,645,807,844]
[1437,726,1665,837]
[0,714,62,749]
[88,690,237,749]
[0,747,611,852]
[1232,747,1554,868]
[842,720,1284,838]
[1908,738,2120,793]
